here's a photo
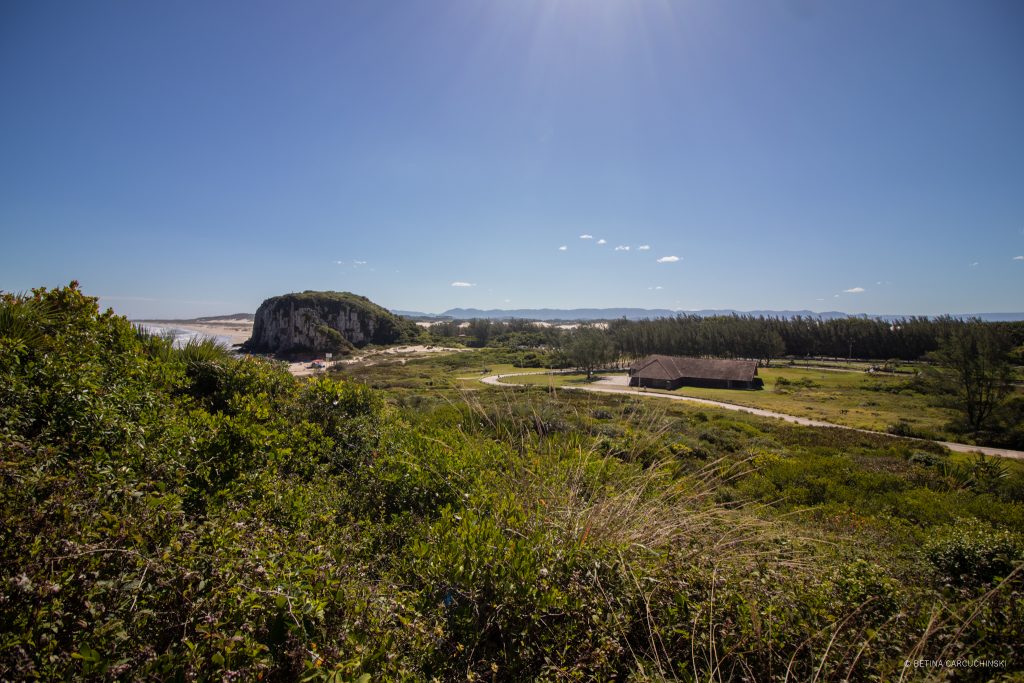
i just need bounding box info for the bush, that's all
[925,519,1023,587]
[886,418,936,439]
[774,376,818,392]
[511,351,548,368]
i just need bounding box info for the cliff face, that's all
[242,291,414,355]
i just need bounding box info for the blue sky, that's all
[1,1,1022,318]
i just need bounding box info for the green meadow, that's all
[501,366,965,439]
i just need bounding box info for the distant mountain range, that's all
[391,308,1024,322]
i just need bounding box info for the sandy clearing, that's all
[281,345,469,376]
[373,344,468,355]
[531,321,609,330]
[479,372,1024,461]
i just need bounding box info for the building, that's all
[628,355,763,390]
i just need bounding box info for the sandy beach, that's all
[137,318,254,346]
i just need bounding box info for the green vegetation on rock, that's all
[243,290,420,355]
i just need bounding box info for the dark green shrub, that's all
[908,450,947,468]
[925,519,1022,587]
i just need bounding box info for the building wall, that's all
[630,375,760,390]
[629,376,682,390]
[682,377,747,390]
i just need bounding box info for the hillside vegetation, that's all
[2,284,1023,680]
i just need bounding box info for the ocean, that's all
[135,324,235,349]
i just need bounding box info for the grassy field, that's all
[333,352,1021,446]
[498,366,983,440]
[329,348,549,394]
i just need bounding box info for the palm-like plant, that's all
[0,291,62,351]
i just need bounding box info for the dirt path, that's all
[480,372,1024,461]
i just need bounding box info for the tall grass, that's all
[428,385,1024,679]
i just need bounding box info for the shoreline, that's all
[135,319,253,346]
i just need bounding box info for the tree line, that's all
[608,314,1024,363]
[428,314,1024,364]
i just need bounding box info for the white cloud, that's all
[579,234,593,240]
[1014,255,1023,261]
[450,281,475,287]
[843,287,865,293]
[657,255,680,263]
[637,245,651,251]
[558,245,568,251]
[647,285,664,290]
[834,294,840,298]
[354,260,367,265]
[597,239,607,245]
[614,245,630,251]
[816,298,824,301]
[969,262,979,267]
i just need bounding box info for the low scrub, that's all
[2,284,1022,679]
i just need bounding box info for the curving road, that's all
[477,372,1024,461]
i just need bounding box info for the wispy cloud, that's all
[969,262,979,267]
[637,245,651,251]
[843,287,865,293]
[1014,255,1023,261]
[579,234,593,240]
[647,285,663,290]
[558,245,568,251]
[614,245,630,251]
[450,281,476,287]
[597,239,607,245]
[657,255,680,263]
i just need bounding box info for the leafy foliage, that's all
[564,325,617,379]
[2,284,1022,679]
[927,321,1015,436]
[925,519,1023,587]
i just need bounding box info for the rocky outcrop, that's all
[242,291,416,355]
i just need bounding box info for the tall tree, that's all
[755,329,786,367]
[467,318,492,347]
[929,322,1013,435]
[566,326,616,380]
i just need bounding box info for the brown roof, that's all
[629,355,758,382]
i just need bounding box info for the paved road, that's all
[479,372,1024,461]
